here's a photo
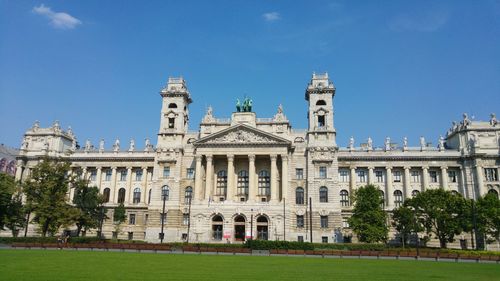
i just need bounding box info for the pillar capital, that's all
[206,155,213,162]
[404,166,411,170]
[270,154,278,161]
[195,154,203,161]
[248,154,256,162]
[227,154,234,162]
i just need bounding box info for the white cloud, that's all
[262,12,281,22]
[33,4,82,30]
[389,10,449,32]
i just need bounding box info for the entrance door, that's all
[234,215,246,241]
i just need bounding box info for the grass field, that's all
[0,249,499,281]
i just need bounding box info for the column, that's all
[441,166,448,190]
[349,166,356,193]
[475,164,485,198]
[110,167,117,203]
[126,167,133,203]
[204,155,213,200]
[96,167,102,190]
[248,154,256,201]
[386,167,394,209]
[281,154,288,202]
[15,164,23,182]
[226,154,235,201]
[194,155,203,201]
[368,166,374,185]
[422,166,429,191]
[141,167,148,204]
[404,166,411,199]
[270,155,278,202]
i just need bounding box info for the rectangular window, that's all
[296,215,304,228]
[120,170,127,181]
[322,236,328,243]
[186,168,195,179]
[168,118,175,129]
[375,171,384,183]
[320,215,328,228]
[319,167,327,179]
[484,168,498,182]
[393,171,402,182]
[429,171,438,183]
[163,167,170,178]
[342,217,350,228]
[135,170,142,181]
[411,171,420,183]
[298,236,304,243]
[183,214,190,225]
[357,170,366,183]
[340,170,349,182]
[318,115,325,127]
[105,169,112,181]
[129,214,136,225]
[448,171,457,183]
[90,170,97,181]
[112,231,117,239]
[128,232,133,241]
[296,168,304,179]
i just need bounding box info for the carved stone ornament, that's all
[296,208,306,216]
[310,146,335,161]
[318,209,329,216]
[206,128,277,144]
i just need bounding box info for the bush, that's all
[245,240,314,250]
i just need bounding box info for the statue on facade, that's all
[113,139,120,152]
[273,104,287,122]
[43,141,49,151]
[32,120,40,131]
[203,106,214,123]
[349,136,354,150]
[247,99,253,112]
[67,126,73,136]
[462,113,471,127]
[84,139,91,152]
[52,120,61,132]
[490,113,498,126]
[420,136,426,150]
[144,138,152,151]
[236,97,253,112]
[403,137,408,151]
[21,137,29,150]
[236,99,241,112]
[129,139,135,152]
[71,139,77,151]
[438,135,445,151]
[367,137,373,151]
[385,137,391,151]
[99,139,105,152]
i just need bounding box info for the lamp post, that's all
[159,190,167,243]
[250,208,254,240]
[186,193,192,243]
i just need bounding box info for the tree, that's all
[22,158,78,237]
[72,179,106,236]
[113,203,126,238]
[5,193,26,237]
[348,184,388,243]
[476,193,500,245]
[0,173,16,230]
[392,203,424,247]
[409,189,469,248]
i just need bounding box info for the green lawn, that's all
[0,249,498,281]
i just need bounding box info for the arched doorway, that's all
[212,215,223,241]
[256,216,268,240]
[234,215,246,241]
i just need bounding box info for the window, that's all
[379,190,385,208]
[485,168,498,182]
[375,171,384,183]
[394,190,403,208]
[112,231,117,239]
[340,189,349,207]
[184,187,193,204]
[342,217,350,228]
[412,190,420,197]
[316,100,327,106]
[163,167,170,178]
[117,188,126,204]
[295,187,304,205]
[128,232,133,240]
[340,170,349,182]
[148,189,152,204]
[296,168,304,179]
[90,170,97,181]
[358,170,367,183]
[133,188,141,204]
[319,166,327,179]
[103,188,110,203]
[183,214,190,225]
[216,170,227,196]
[161,185,169,200]
[186,168,195,179]
[120,170,127,181]
[448,171,457,183]
[168,117,175,129]
[411,171,420,183]
[105,169,112,181]
[135,170,142,181]
[322,236,328,243]
[129,214,136,225]
[298,236,304,243]
[168,103,177,108]
[319,186,328,203]
[318,115,325,127]
[258,170,270,196]
[212,215,223,240]
[296,215,304,228]
[429,171,438,183]
[393,171,402,182]
[488,189,498,198]
[320,216,328,228]
[237,170,249,197]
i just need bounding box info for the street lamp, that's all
[159,187,167,243]
[250,208,254,240]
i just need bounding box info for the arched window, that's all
[319,186,328,203]
[237,170,249,198]
[258,170,270,196]
[379,190,385,208]
[316,100,327,106]
[256,216,269,240]
[168,103,177,108]
[117,188,126,204]
[340,189,349,207]
[133,188,141,204]
[212,215,223,240]
[216,170,227,197]
[184,186,193,204]
[411,190,420,197]
[148,189,152,204]
[394,190,403,208]
[296,187,304,205]
[488,189,499,198]
[103,188,110,203]
[161,185,169,201]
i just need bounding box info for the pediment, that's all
[194,124,291,147]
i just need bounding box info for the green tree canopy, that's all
[0,173,17,230]
[72,179,106,236]
[392,204,424,247]
[476,192,500,244]
[348,184,388,243]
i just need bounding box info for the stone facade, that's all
[13,73,500,246]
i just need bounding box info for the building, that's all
[13,73,500,246]
[0,144,18,176]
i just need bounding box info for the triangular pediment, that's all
[194,124,291,146]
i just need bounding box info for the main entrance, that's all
[234,215,246,241]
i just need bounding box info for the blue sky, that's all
[1,0,499,149]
